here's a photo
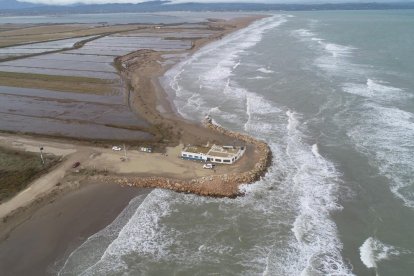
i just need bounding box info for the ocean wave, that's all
[58,194,149,275]
[285,112,350,276]
[249,75,268,80]
[360,237,397,269]
[359,237,407,275]
[291,27,360,77]
[291,28,316,38]
[79,190,175,275]
[346,103,414,207]
[257,67,274,74]
[164,14,351,274]
[342,79,410,101]
[164,15,287,122]
[293,22,414,209]
[63,14,354,275]
[292,28,354,58]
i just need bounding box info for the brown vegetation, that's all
[0,71,114,94]
[0,147,60,203]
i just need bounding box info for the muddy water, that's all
[0,36,96,59]
[0,24,210,140]
[0,65,118,79]
[0,35,191,79]
[0,86,152,140]
[1,58,116,73]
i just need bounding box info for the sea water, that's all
[60,11,414,275]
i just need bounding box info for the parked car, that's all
[112,146,122,151]
[203,163,214,169]
[72,161,80,168]
[140,147,152,153]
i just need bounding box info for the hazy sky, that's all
[14,0,414,6]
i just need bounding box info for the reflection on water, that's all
[0,86,152,140]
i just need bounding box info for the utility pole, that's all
[39,146,45,165]
[123,143,128,160]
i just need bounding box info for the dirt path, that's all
[0,150,89,220]
[0,14,270,230]
[0,132,250,222]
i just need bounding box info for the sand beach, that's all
[0,14,271,275]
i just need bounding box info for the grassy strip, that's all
[0,71,113,94]
[0,146,60,203]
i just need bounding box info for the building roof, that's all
[207,145,241,158]
[183,144,243,159]
[183,145,210,155]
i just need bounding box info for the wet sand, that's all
[0,15,271,276]
[0,18,260,142]
[0,182,151,276]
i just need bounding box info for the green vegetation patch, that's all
[0,147,60,203]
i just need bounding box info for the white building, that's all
[181,144,245,164]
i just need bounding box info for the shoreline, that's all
[0,15,272,274]
[97,14,272,197]
[0,181,152,276]
[0,15,272,234]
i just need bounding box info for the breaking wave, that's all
[257,67,274,74]
[342,79,410,101]
[292,24,414,208]
[163,15,352,275]
[358,237,413,275]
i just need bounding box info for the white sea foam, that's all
[293,29,352,58]
[164,15,287,122]
[291,27,360,77]
[294,22,414,209]
[249,75,267,79]
[323,42,354,58]
[257,67,274,74]
[63,14,355,275]
[164,15,351,275]
[72,190,175,275]
[342,79,409,101]
[347,103,414,207]
[238,112,351,276]
[285,112,350,275]
[58,194,148,275]
[359,237,401,275]
[292,28,315,38]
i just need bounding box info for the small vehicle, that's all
[72,162,81,168]
[112,146,122,151]
[203,163,214,169]
[140,147,152,153]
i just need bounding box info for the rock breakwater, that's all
[98,117,272,198]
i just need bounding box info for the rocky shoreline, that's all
[95,116,272,198]
[91,16,273,198]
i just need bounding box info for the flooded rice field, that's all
[0,64,118,79]
[0,86,152,140]
[0,36,96,60]
[1,55,116,73]
[0,32,194,79]
[0,55,118,79]
[68,35,192,56]
[0,21,223,140]
[119,30,214,39]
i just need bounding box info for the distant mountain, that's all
[0,0,44,10]
[1,1,414,15]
